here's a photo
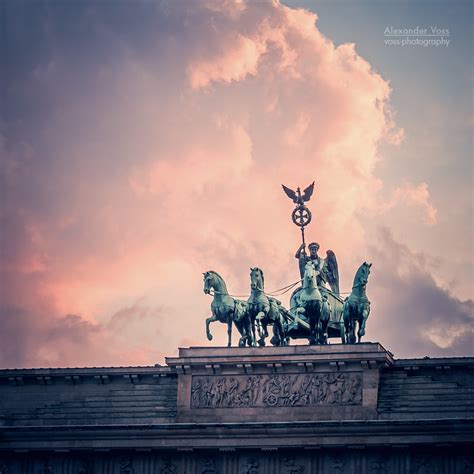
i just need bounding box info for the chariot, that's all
[203,182,372,346]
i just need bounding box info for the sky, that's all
[0,0,472,368]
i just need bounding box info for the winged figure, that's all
[325,250,339,295]
[282,181,315,206]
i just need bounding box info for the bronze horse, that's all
[203,271,255,347]
[341,262,372,343]
[247,267,287,346]
[294,261,323,344]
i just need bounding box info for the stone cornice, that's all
[166,343,394,374]
[0,418,473,452]
[0,366,175,386]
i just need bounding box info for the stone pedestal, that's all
[166,342,393,423]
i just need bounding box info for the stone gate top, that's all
[0,342,473,455]
[166,342,393,423]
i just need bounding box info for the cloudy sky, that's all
[1,0,472,368]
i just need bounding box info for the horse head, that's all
[354,262,372,288]
[250,267,264,291]
[203,271,226,295]
[203,271,212,294]
[303,260,318,288]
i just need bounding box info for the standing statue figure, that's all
[295,242,324,285]
[295,242,340,295]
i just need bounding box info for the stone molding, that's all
[166,343,393,375]
[1,419,473,451]
[0,366,174,387]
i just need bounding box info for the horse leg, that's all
[258,320,267,346]
[206,314,217,341]
[320,316,329,344]
[234,320,246,347]
[348,318,356,344]
[247,317,255,347]
[227,318,233,347]
[249,315,257,347]
[278,318,287,346]
[340,319,346,343]
[243,316,254,347]
[249,317,256,347]
[270,319,282,346]
[357,308,369,342]
[256,311,267,345]
[344,310,355,344]
[238,318,248,347]
[277,323,285,346]
[257,311,269,338]
[268,307,282,346]
[308,316,318,345]
[314,316,321,345]
[312,302,322,345]
[341,307,348,343]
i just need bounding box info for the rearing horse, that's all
[203,271,254,347]
[295,261,322,345]
[341,262,372,344]
[247,267,287,346]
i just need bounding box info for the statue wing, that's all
[281,184,298,203]
[325,250,340,295]
[302,181,315,202]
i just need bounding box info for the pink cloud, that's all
[393,182,438,225]
[3,0,442,367]
[379,181,438,225]
[188,34,266,89]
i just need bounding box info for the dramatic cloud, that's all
[379,182,438,225]
[1,0,459,368]
[368,228,473,357]
[0,208,166,368]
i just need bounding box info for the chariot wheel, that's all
[265,394,278,406]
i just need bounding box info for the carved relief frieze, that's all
[77,458,94,474]
[190,372,362,408]
[370,455,388,474]
[242,458,259,474]
[201,457,217,474]
[461,457,474,474]
[119,457,134,474]
[332,454,346,474]
[160,458,177,474]
[282,456,304,474]
[412,456,439,474]
[37,459,54,474]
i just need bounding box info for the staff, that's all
[281,181,315,248]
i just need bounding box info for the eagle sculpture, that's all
[281,181,315,206]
